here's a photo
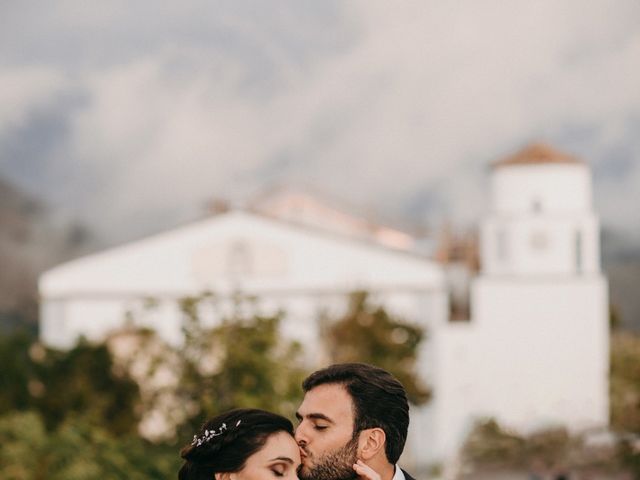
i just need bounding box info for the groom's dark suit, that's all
[401,468,417,480]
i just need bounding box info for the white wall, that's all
[39,211,444,349]
[40,211,441,297]
[422,159,611,468]
[492,164,591,214]
[482,214,600,276]
[429,276,609,463]
[482,163,599,277]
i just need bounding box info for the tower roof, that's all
[492,143,583,168]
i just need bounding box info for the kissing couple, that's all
[178,363,417,480]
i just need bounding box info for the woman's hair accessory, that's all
[192,419,242,447]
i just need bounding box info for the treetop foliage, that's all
[325,290,430,405]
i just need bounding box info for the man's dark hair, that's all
[178,408,294,480]
[302,363,409,464]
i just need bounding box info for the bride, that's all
[179,408,381,480]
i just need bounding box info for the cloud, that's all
[0,0,639,242]
[0,67,69,131]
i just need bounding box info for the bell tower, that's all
[481,143,600,277]
[467,143,609,440]
[403,143,609,464]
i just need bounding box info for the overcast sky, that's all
[1,0,639,243]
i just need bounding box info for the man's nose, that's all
[294,422,308,445]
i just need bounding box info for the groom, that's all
[295,363,417,480]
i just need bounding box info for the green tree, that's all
[610,331,640,434]
[35,340,140,434]
[175,293,307,436]
[0,331,37,413]
[609,331,640,478]
[0,332,140,436]
[461,418,639,478]
[324,290,430,405]
[461,418,526,470]
[0,411,180,480]
[617,437,640,478]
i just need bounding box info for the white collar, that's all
[392,465,406,480]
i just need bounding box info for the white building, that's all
[38,198,448,466]
[422,144,609,464]
[39,144,609,472]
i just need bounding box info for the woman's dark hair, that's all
[302,363,409,464]
[178,409,294,480]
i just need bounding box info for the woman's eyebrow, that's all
[269,456,294,463]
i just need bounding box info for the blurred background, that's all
[1,1,639,479]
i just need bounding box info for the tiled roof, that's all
[492,143,583,168]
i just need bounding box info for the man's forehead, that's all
[298,383,355,420]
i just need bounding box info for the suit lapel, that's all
[401,469,417,480]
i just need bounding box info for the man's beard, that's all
[298,435,359,480]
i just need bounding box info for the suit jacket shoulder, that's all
[401,469,417,480]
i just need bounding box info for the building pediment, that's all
[191,237,288,283]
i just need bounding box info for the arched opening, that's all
[496,228,508,263]
[575,229,583,274]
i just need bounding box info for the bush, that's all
[0,411,180,480]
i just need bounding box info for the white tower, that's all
[406,144,609,467]
[482,143,600,277]
[470,143,609,433]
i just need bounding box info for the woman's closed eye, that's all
[270,464,286,477]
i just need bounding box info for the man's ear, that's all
[215,473,234,480]
[357,427,386,461]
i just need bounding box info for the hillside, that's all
[601,228,640,331]
[0,176,92,331]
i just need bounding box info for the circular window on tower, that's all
[529,230,548,251]
[531,197,542,213]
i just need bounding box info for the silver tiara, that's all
[192,419,242,447]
